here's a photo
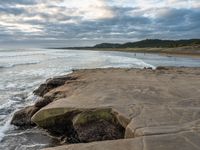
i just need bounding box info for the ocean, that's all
[0,48,200,150]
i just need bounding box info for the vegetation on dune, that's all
[52,39,200,56]
[94,39,200,48]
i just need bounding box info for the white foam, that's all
[0,61,41,69]
[0,100,15,110]
[0,91,38,142]
[0,115,13,142]
[15,143,48,150]
[99,54,155,69]
[6,83,17,88]
[0,50,45,58]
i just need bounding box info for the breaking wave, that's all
[0,61,40,69]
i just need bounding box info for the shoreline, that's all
[10,67,200,150]
[53,47,200,58]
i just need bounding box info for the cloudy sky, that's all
[0,0,200,47]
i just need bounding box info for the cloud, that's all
[0,0,199,47]
[0,0,36,5]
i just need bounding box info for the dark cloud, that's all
[0,0,36,5]
[154,8,200,35]
[0,6,26,15]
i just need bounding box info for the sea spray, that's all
[0,114,14,142]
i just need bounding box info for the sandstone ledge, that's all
[11,67,200,149]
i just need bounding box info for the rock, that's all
[156,66,169,70]
[33,83,47,97]
[35,90,67,108]
[72,109,124,142]
[11,106,40,127]
[32,108,125,143]
[29,68,200,150]
[33,75,77,97]
[144,67,153,70]
[43,131,200,150]
[35,98,53,108]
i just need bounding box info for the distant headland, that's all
[52,39,200,56]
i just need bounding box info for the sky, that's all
[0,0,200,48]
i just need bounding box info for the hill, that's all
[52,39,200,56]
[94,39,200,48]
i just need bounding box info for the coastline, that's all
[11,67,200,150]
[92,47,200,58]
[53,47,200,58]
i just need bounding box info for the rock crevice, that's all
[32,107,127,143]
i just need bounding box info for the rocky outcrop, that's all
[44,131,200,150]
[31,107,125,143]
[156,66,169,70]
[72,109,124,142]
[11,67,200,150]
[11,106,40,127]
[34,98,53,108]
[33,75,77,97]
[11,75,77,127]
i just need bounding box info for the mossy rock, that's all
[72,108,125,142]
[31,108,78,128]
[73,108,116,126]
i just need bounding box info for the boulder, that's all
[72,109,124,142]
[156,66,169,70]
[35,98,53,108]
[11,106,40,127]
[33,75,77,97]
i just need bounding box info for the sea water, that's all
[0,48,200,150]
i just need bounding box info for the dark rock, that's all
[35,91,66,108]
[33,84,47,97]
[11,106,40,127]
[32,108,124,144]
[35,98,53,108]
[144,67,153,70]
[156,66,169,70]
[33,76,77,97]
[72,109,125,143]
[74,120,124,143]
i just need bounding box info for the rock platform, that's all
[11,67,200,150]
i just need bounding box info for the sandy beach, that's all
[70,46,200,58]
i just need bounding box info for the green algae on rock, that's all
[72,109,114,125]
[72,109,125,142]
